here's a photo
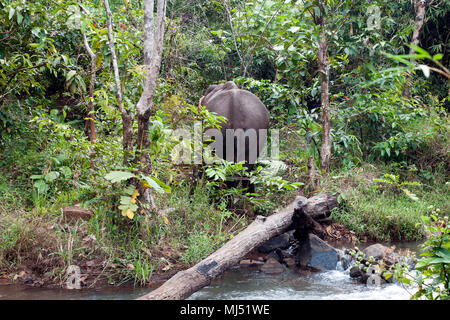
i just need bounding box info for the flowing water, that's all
[0,242,420,300]
[189,265,411,300]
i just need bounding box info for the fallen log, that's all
[138,193,338,300]
[302,192,338,220]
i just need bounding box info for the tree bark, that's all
[82,31,97,143]
[301,192,338,222]
[135,0,167,205]
[316,0,331,173]
[402,0,428,99]
[104,0,134,164]
[137,193,339,300]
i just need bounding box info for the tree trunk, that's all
[135,0,167,204]
[307,155,317,189]
[137,193,339,300]
[402,0,428,99]
[316,0,331,173]
[104,0,133,164]
[82,32,97,144]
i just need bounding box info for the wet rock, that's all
[63,204,93,221]
[294,234,339,270]
[260,258,285,274]
[350,266,362,278]
[366,274,382,288]
[307,234,339,270]
[283,257,297,269]
[258,233,290,253]
[264,248,283,263]
[287,230,296,243]
[363,243,390,260]
[361,272,370,284]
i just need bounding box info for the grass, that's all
[0,167,251,286]
[325,163,449,242]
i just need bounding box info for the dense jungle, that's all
[0,0,449,300]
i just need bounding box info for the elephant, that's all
[198,81,270,193]
[199,81,270,165]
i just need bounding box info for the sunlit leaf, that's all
[417,64,430,78]
[104,171,136,183]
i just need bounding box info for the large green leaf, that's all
[66,70,76,82]
[415,257,447,269]
[104,171,136,183]
[151,176,171,193]
[433,248,450,263]
[34,180,49,195]
[45,171,60,182]
[8,7,15,20]
[141,175,170,194]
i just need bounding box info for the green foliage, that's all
[103,170,171,220]
[396,214,449,300]
[181,232,216,266]
[329,164,448,242]
[373,173,421,201]
[203,158,302,214]
[181,103,227,130]
[234,76,304,123]
[0,0,449,289]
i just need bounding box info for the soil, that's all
[1,256,187,290]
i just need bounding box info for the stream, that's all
[0,242,420,300]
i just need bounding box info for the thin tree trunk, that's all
[104,0,133,164]
[135,0,167,204]
[82,32,97,143]
[222,0,245,75]
[402,0,428,99]
[136,0,166,157]
[317,0,331,173]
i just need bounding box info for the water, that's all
[189,241,420,300]
[189,266,412,300]
[0,283,150,300]
[0,242,420,300]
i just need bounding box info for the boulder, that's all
[63,204,93,221]
[260,258,285,274]
[349,266,362,278]
[258,233,290,253]
[308,234,339,270]
[363,244,390,260]
[295,234,339,270]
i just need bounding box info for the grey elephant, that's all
[198,81,270,193]
[199,81,270,166]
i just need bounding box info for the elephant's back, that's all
[205,89,269,130]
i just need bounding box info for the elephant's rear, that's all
[205,88,269,164]
[206,89,269,132]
